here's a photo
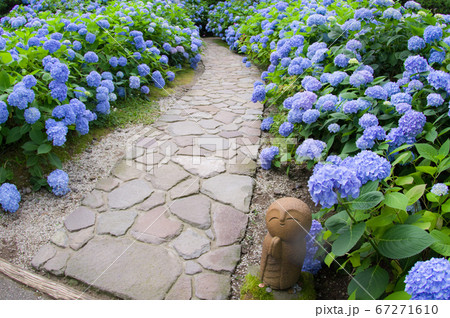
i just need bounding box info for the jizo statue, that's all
[260,197,312,290]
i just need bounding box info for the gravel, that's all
[0,125,144,270]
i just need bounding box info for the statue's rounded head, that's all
[265,197,312,241]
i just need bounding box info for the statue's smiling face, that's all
[266,208,305,241]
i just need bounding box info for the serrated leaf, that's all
[430,230,450,256]
[405,184,426,205]
[385,192,409,211]
[415,143,438,163]
[351,191,384,210]
[47,153,62,169]
[37,144,52,154]
[384,291,411,300]
[332,222,366,256]
[395,176,414,186]
[348,266,389,300]
[378,225,435,259]
[325,211,349,233]
[416,165,437,176]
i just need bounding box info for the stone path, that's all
[31,38,263,300]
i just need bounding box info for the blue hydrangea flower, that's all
[22,75,37,89]
[342,150,391,184]
[365,85,388,100]
[109,57,118,68]
[334,54,349,68]
[346,39,362,51]
[7,83,35,109]
[287,109,303,124]
[316,94,338,111]
[137,64,150,77]
[405,258,450,300]
[391,92,412,105]
[129,76,140,89]
[152,71,165,89]
[424,25,443,44]
[383,82,400,97]
[245,61,251,68]
[167,71,175,82]
[261,117,274,131]
[141,86,150,94]
[96,101,110,114]
[260,146,279,170]
[74,87,87,99]
[86,71,101,87]
[359,114,378,129]
[84,51,98,63]
[427,93,444,107]
[296,138,326,160]
[251,84,266,103]
[349,70,373,87]
[50,62,69,82]
[407,36,425,52]
[406,79,424,93]
[328,123,340,133]
[279,122,294,137]
[47,169,70,196]
[399,110,426,137]
[85,32,96,44]
[307,14,327,26]
[302,76,322,92]
[343,100,360,114]
[45,119,68,146]
[395,103,412,114]
[429,49,446,64]
[118,56,127,67]
[73,40,82,51]
[427,70,450,91]
[308,164,361,208]
[97,19,110,29]
[43,39,61,53]
[342,19,361,31]
[0,183,21,213]
[303,109,320,124]
[292,91,317,110]
[382,8,402,20]
[302,220,323,274]
[24,107,40,124]
[0,101,8,124]
[431,183,448,196]
[116,71,124,78]
[356,126,386,149]
[404,55,429,75]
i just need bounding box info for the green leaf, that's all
[395,176,414,186]
[351,191,384,210]
[26,155,39,168]
[415,143,438,163]
[21,141,38,152]
[384,291,411,300]
[37,144,52,154]
[384,192,408,211]
[29,129,46,144]
[366,211,396,229]
[325,211,349,233]
[0,70,11,90]
[341,141,358,154]
[405,184,426,205]
[425,128,438,143]
[6,127,23,144]
[378,225,435,259]
[0,52,13,64]
[348,266,389,300]
[360,181,379,195]
[47,153,62,169]
[324,252,335,267]
[416,165,437,176]
[430,230,450,256]
[332,223,366,256]
[438,157,450,174]
[392,152,412,166]
[0,167,13,183]
[438,139,450,157]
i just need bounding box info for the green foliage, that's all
[0,0,21,17]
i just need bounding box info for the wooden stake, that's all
[0,257,96,300]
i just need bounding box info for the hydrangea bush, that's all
[0,0,203,211]
[209,0,450,300]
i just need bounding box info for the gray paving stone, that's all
[213,204,248,246]
[172,156,226,178]
[172,228,210,260]
[201,174,254,212]
[64,207,96,232]
[50,229,69,248]
[159,114,183,123]
[108,179,153,210]
[43,251,70,276]
[31,244,56,270]
[82,190,104,209]
[165,275,192,300]
[112,161,143,181]
[198,245,241,272]
[215,111,237,124]
[95,177,120,192]
[69,227,94,251]
[170,195,211,229]
[198,120,221,130]
[146,162,190,191]
[65,238,182,299]
[194,273,231,300]
[137,191,166,211]
[185,261,202,275]
[170,177,200,200]
[131,206,183,244]
[97,210,137,236]
[167,121,204,136]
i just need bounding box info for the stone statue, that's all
[260,197,312,290]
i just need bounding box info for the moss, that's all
[212,38,230,48]
[240,272,316,300]
[240,273,274,300]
